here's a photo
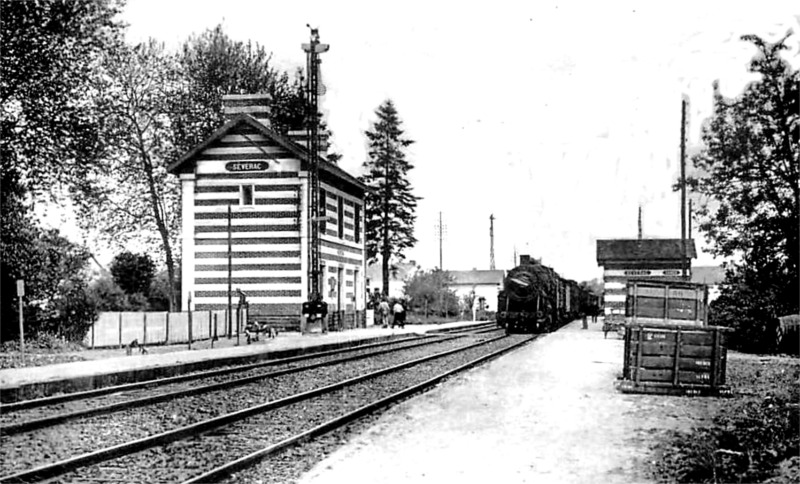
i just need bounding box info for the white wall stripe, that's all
[192,289,303,307]
[195,231,301,239]
[192,270,304,278]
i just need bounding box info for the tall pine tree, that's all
[360,100,420,295]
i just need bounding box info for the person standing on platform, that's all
[379,299,390,328]
[392,300,406,329]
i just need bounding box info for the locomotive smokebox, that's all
[504,267,538,301]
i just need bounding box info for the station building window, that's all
[319,188,327,233]
[241,185,254,206]
[338,197,344,238]
[354,204,361,243]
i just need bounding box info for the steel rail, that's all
[1,334,465,436]
[0,334,509,483]
[0,334,431,413]
[427,321,497,334]
[185,334,537,483]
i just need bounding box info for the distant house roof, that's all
[449,270,505,286]
[691,265,726,285]
[596,239,697,264]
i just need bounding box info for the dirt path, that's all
[299,320,719,484]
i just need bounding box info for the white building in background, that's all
[448,270,505,311]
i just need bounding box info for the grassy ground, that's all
[650,353,800,483]
[0,335,88,369]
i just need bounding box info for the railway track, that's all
[0,334,431,414]
[0,334,455,436]
[0,332,535,483]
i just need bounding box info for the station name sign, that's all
[225,161,269,172]
[605,269,687,277]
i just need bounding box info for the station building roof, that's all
[167,114,367,194]
[596,238,697,265]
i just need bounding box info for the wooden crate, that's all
[625,279,708,327]
[620,323,732,396]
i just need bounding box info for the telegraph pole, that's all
[638,205,642,239]
[680,97,688,279]
[489,214,495,270]
[303,27,329,298]
[434,212,446,269]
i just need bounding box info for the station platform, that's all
[0,321,485,403]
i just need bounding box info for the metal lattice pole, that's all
[302,27,329,299]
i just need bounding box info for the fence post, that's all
[165,312,170,345]
[118,312,123,349]
[188,292,193,350]
[212,313,217,348]
[208,310,212,343]
[143,312,147,346]
[91,320,95,349]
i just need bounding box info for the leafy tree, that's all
[361,100,420,295]
[403,269,456,317]
[148,268,181,311]
[171,24,306,155]
[110,251,156,296]
[0,207,96,342]
[87,276,133,312]
[461,288,477,316]
[73,40,182,310]
[0,0,124,197]
[687,33,799,351]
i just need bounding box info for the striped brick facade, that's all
[170,97,367,326]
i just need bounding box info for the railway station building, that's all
[596,238,696,321]
[168,94,368,330]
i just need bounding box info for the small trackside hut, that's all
[596,238,697,329]
[168,94,368,333]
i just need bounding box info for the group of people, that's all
[376,298,406,328]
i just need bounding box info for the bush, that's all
[654,358,800,483]
[88,276,148,311]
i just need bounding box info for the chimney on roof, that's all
[222,94,271,127]
[520,254,531,265]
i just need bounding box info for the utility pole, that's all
[227,203,232,338]
[680,97,688,280]
[303,26,329,299]
[434,212,446,269]
[638,205,642,240]
[489,214,495,270]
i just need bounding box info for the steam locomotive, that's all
[497,255,598,334]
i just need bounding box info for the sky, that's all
[117,0,800,282]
